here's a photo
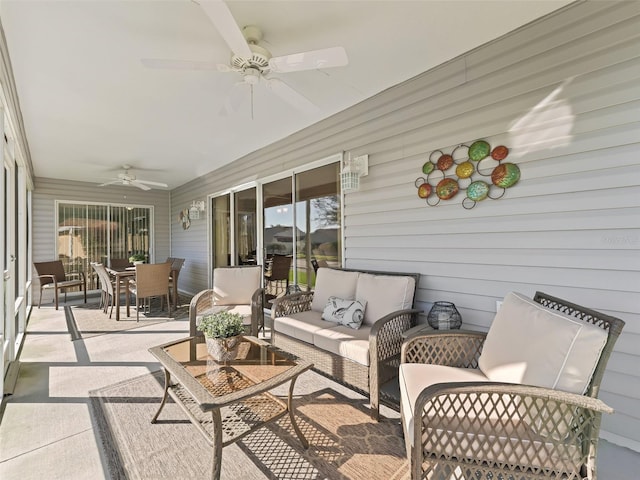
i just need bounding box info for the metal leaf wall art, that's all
[414,140,520,209]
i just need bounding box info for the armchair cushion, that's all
[321,296,366,329]
[478,292,607,394]
[356,273,416,326]
[310,268,360,312]
[399,363,489,444]
[212,266,261,305]
[195,304,253,328]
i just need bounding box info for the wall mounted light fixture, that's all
[189,200,205,220]
[340,153,369,192]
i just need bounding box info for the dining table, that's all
[106,263,181,321]
[105,266,136,321]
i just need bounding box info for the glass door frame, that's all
[207,181,259,286]
[257,152,344,287]
[206,152,344,289]
[1,117,16,395]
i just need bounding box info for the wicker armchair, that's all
[400,291,625,480]
[189,266,264,338]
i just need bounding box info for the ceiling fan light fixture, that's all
[243,68,261,85]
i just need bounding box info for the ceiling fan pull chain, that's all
[250,84,254,121]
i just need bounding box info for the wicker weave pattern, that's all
[271,291,314,318]
[415,383,611,480]
[273,332,370,393]
[371,310,418,394]
[403,291,625,480]
[402,331,486,368]
[170,381,286,447]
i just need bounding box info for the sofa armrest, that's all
[271,291,314,319]
[369,308,420,419]
[412,381,613,479]
[402,329,487,368]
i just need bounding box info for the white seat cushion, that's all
[399,363,488,450]
[273,310,335,344]
[478,292,607,394]
[355,273,416,326]
[312,325,372,366]
[212,266,261,305]
[310,268,360,312]
[196,305,253,327]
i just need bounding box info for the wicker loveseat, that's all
[271,267,421,420]
[400,291,625,480]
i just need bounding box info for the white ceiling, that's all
[1,0,570,190]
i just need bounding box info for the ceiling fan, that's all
[142,0,348,115]
[98,165,168,191]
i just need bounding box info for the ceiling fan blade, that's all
[263,77,319,114]
[269,46,348,73]
[140,58,217,70]
[98,180,120,187]
[136,180,169,188]
[199,0,252,59]
[129,180,152,191]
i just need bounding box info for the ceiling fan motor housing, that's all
[231,42,271,72]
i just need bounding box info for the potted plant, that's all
[197,311,246,362]
[129,253,146,265]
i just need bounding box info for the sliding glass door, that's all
[235,188,257,265]
[295,162,341,290]
[208,155,342,296]
[211,186,257,270]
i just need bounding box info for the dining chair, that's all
[34,260,87,309]
[126,262,172,321]
[91,262,118,318]
[167,257,185,308]
[263,254,292,305]
[109,257,132,269]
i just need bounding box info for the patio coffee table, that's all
[148,335,312,480]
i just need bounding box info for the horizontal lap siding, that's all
[170,1,640,450]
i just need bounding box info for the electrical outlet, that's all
[496,300,503,312]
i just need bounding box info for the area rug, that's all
[89,369,410,480]
[65,294,191,341]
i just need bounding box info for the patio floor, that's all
[1,293,639,479]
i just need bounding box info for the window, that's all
[57,202,153,281]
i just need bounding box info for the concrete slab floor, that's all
[1,296,639,479]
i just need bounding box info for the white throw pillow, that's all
[322,296,367,329]
[311,268,360,312]
[478,291,607,395]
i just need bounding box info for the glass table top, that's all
[161,336,299,398]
